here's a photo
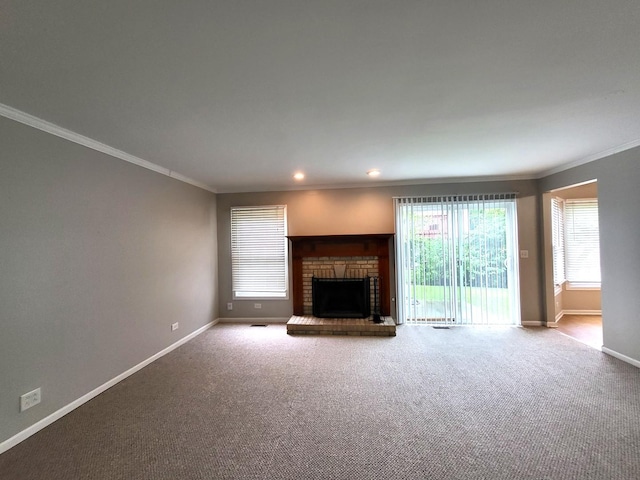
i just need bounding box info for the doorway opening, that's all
[544,180,602,348]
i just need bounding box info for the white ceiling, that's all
[1,1,639,192]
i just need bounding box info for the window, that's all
[564,199,600,287]
[231,205,288,299]
[551,197,565,286]
[551,197,600,289]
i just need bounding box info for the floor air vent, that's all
[250,324,267,327]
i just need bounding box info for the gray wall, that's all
[539,146,640,362]
[217,180,542,323]
[0,117,218,446]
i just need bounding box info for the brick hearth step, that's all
[286,315,396,336]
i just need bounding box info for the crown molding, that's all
[216,173,537,194]
[0,103,217,193]
[536,138,640,179]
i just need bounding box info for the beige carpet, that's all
[1,324,639,479]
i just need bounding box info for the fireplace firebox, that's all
[312,277,371,318]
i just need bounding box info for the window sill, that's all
[233,292,289,300]
[565,282,601,291]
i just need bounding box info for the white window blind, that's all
[231,205,288,298]
[551,197,565,286]
[564,199,600,285]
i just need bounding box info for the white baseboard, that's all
[546,314,562,328]
[0,320,217,455]
[520,320,544,327]
[547,310,603,327]
[217,317,290,324]
[561,309,602,316]
[602,347,640,369]
[554,310,564,324]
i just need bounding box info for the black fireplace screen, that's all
[312,277,371,318]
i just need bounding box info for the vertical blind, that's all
[231,205,288,298]
[394,193,519,326]
[564,199,600,284]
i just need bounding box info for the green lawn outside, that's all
[409,284,510,314]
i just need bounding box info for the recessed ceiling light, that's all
[293,172,305,180]
[367,169,381,177]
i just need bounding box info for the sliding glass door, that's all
[395,194,520,326]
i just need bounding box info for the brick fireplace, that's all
[288,234,393,317]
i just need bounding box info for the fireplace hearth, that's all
[312,277,371,318]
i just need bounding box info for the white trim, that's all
[0,320,217,455]
[218,317,290,324]
[546,310,565,327]
[602,347,640,369]
[561,309,602,316]
[521,320,544,327]
[565,282,601,291]
[537,138,640,178]
[548,179,597,192]
[549,310,602,327]
[217,174,535,194]
[4,102,639,195]
[233,293,290,300]
[0,103,216,193]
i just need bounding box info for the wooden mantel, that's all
[288,234,393,316]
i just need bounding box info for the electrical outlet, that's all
[520,250,529,258]
[20,388,41,412]
[227,302,233,310]
[254,303,262,309]
[171,322,179,331]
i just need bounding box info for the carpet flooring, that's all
[1,324,639,479]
